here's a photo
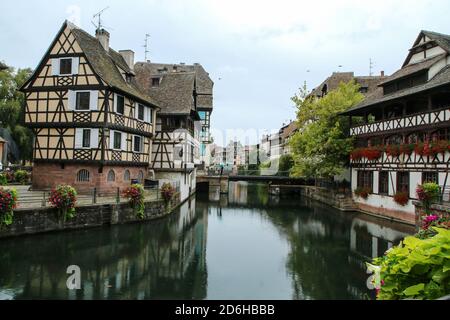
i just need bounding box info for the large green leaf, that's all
[403,283,425,296]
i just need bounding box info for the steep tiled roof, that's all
[69,26,158,107]
[343,65,450,115]
[135,62,196,115]
[281,121,299,140]
[135,62,213,110]
[380,53,445,86]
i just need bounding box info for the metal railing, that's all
[14,182,181,210]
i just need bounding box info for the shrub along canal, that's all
[0,182,415,300]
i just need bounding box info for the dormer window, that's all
[151,78,160,87]
[125,74,132,83]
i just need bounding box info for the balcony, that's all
[350,107,450,136]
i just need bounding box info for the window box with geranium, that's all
[0,188,17,227]
[393,191,409,206]
[48,185,77,222]
[123,184,145,219]
[386,144,400,157]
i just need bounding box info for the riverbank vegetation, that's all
[368,182,450,300]
[289,81,364,179]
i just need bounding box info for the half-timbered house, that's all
[135,63,202,201]
[342,30,450,223]
[21,21,159,192]
[134,62,214,168]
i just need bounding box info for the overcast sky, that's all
[1,0,449,145]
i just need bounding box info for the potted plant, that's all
[123,184,145,219]
[363,146,383,161]
[161,183,175,211]
[416,182,440,214]
[0,187,17,227]
[14,170,30,185]
[48,185,77,222]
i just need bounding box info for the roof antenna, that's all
[92,7,110,31]
[143,34,150,62]
[369,58,374,76]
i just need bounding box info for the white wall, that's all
[156,169,196,203]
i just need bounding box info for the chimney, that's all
[96,28,110,51]
[119,50,135,71]
[381,70,385,77]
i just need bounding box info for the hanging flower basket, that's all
[350,148,363,161]
[393,191,409,206]
[363,146,383,160]
[0,188,17,227]
[123,184,145,219]
[48,185,77,222]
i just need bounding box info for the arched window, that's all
[124,170,130,181]
[138,170,144,183]
[77,169,90,182]
[107,170,115,182]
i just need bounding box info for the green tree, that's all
[278,154,294,175]
[0,65,34,163]
[290,80,363,179]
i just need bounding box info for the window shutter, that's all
[109,130,115,149]
[90,128,99,149]
[122,132,127,151]
[51,58,60,76]
[89,91,98,110]
[75,128,83,148]
[72,57,79,74]
[135,103,139,119]
[67,90,76,110]
[141,136,144,152]
[113,94,118,113]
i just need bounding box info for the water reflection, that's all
[0,198,207,300]
[0,181,415,300]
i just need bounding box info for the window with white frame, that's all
[52,57,79,76]
[110,130,127,151]
[137,104,145,121]
[75,128,99,149]
[68,90,98,111]
[115,94,125,115]
[133,135,143,153]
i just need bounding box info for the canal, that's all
[0,182,415,300]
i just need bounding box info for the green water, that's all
[0,182,414,300]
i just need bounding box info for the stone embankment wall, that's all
[0,193,181,239]
[298,186,356,211]
[413,201,450,230]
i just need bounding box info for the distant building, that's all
[0,62,8,71]
[342,30,450,224]
[309,71,386,99]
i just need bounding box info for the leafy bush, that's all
[393,191,409,206]
[48,185,77,222]
[354,187,371,199]
[0,174,7,186]
[14,170,29,185]
[279,154,294,174]
[369,228,450,300]
[123,184,145,219]
[0,188,17,227]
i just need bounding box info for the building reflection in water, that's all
[0,197,208,300]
